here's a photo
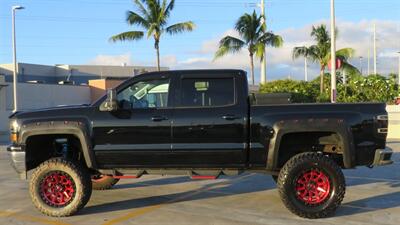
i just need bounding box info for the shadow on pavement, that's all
[81,152,400,217]
[113,176,194,190]
[337,191,400,217]
[81,173,276,215]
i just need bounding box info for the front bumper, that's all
[372,147,393,166]
[7,144,27,179]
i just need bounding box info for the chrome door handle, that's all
[222,115,239,120]
[151,116,168,122]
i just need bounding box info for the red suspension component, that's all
[191,175,217,180]
[113,175,140,179]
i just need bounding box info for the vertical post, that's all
[330,0,337,103]
[398,52,400,86]
[373,23,377,75]
[12,8,18,112]
[359,56,363,75]
[304,57,308,82]
[367,43,370,75]
[260,0,267,84]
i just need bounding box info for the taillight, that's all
[376,114,388,134]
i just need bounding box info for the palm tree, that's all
[214,11,283,85]
[293,24,357,93]
[110,0,195,71]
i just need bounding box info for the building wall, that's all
[4,82,91,111]
[0,82,91,138]
[88,79,124,102]
[387,105,400,140]
[0,63,168,85]
[0,63,57,83]
[0,76,7,111]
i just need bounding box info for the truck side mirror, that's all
[100,88,118,112]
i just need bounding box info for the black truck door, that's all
[91,73,175,168]
[171,72,248,167]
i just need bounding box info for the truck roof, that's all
[134,69,247,78]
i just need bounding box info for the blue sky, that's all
[1,0,399,81]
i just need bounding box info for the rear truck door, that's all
[171,71,248,167]
[91,73,176,168]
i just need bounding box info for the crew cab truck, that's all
[7,69,393,218]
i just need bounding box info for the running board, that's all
[99,169,243,178]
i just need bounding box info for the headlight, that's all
[10,120,20,133]
[10,120,20,143]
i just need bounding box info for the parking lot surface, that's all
[0,142,399,225]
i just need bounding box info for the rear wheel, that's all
[91,174,119,190]
[29,158,92,217]
[277,152,345,219]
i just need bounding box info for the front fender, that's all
[19,120,96,169]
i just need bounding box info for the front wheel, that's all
[29,158,92,217]
[277,152,346,219]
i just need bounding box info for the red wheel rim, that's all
[295,169,331,205]
[40,171,75,207]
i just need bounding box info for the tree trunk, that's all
[249,53,255,85]
[320,65,325,93]
[154,38,161,71]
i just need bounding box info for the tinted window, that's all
[117,78,170,109]
[179,78,234,107]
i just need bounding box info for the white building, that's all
[0,62,167,85]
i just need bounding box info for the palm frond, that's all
[109,31,144,42]
[292,46,310,60]
[165,21,195,34]
[235,13,255,43]
[259,32,283,47]
[336,48,355,59]
[133,0,150,20]
[163,0,175,19]
[341,61,360,74]
[254,42,265,60]
[214,36,245,59]
[126,11,150,28]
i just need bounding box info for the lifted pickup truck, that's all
[7,69,393,218]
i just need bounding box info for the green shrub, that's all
[260,73,399,104]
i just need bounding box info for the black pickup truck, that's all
[7,69,393,218]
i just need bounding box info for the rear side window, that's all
[179,78,235,107]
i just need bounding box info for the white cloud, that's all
[88,20,400,81]
[88,53,133,66]
[174,19,400,80]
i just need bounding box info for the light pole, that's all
[359,56,363,75]
[373,23,377,75]
[304,57,308,82]
[330,0,337,103]
[260,0,267,84]
[397,51,400,86]
[12,5,24,112]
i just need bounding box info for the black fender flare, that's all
[266,117,356,170]
[19,120,97,169]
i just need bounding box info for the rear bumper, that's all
[7,144,27,179]
[372,147,393,166]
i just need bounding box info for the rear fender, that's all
[267,117,356,170]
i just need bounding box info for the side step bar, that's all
[99,169,243,179]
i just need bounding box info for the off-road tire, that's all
[29,158,92,217]
[91,175,120,190]
[277,152,346,219]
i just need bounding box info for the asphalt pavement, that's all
[0,142,399,225]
